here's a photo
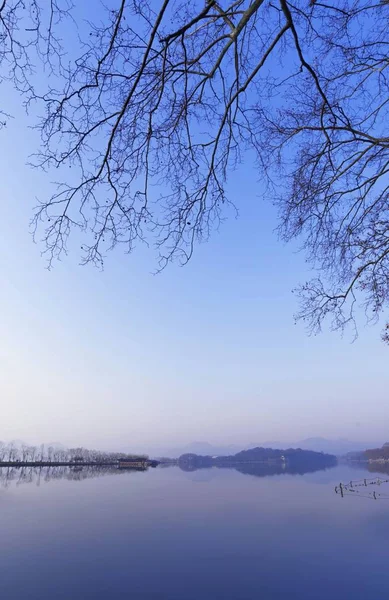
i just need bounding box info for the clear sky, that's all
[0,2,388,454]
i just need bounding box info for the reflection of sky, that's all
[1,465,388,599]
[0,4,388,451]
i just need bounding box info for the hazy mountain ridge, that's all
[155,437,378,458]
[250,438,376,456]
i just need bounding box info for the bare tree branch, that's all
[2,0,389,340]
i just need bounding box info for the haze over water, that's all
[1,462,388,599]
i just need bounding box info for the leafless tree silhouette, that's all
[0,441,148,464]
[3,1,389,339]
[0,0,72,122]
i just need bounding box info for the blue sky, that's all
[0,2,388,453]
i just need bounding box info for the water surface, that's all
[1,463,388,599]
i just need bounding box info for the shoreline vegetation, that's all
[0,444,342,476]
[0,448,338,490]
[0,445,339,469]
[346,443,389,464]
[4,446,371,489]
[0,442,156,468]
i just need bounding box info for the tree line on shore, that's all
[365,444,389,462]
[0,442,148,464]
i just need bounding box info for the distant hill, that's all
[226,446,336,464]
[247,438,378,456]
[156,437,375,459]
[178,446,337,475]
[154,441,242,458]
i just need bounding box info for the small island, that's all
[174,446,337,476]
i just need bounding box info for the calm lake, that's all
[1,462,388,599]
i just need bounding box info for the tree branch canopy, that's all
[3,0,389,339]
[0,0,71,116]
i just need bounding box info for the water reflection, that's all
[0,458,337,490]
[220,462,335,478]
[177,459,337,478]
[1,462,389,600]
[0,465,130,489]
[366,462,389,476]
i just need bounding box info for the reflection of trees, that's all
[347,461,389,478]
[0,465,133,489]
[230,463,334,478]
[366,463,389,477]
[178,461,336,478]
